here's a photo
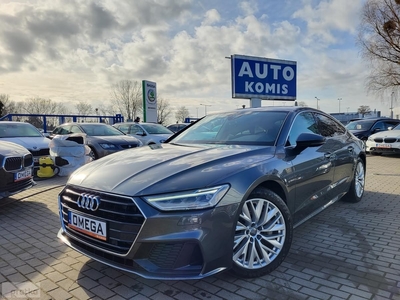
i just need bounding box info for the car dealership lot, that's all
[0,155,399,300]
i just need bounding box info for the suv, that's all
[345,117,400,142]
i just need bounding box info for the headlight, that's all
[99,143,118,150]
[143,185,230,211]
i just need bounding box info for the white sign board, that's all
[142,80,157,123]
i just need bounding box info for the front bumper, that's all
[58,185,238,279]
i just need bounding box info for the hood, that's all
[88,135,140,144]
[68,143,274,196]
[348,129,366,136]
[0,141,30,156]
[0,137,50,151]
[369,129,400,139]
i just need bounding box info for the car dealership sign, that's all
[142,80,157,123]
[231,55,297,100]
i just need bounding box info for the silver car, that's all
[113,122,173,145]
[50,123,142,159]
[0,121,50,165]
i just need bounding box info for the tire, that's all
[89,147,98,160]
[370,152,382,156]
[342,157,365,203]
[231,187,293,278]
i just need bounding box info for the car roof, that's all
[348,117,399,123]
[0,121,35,125]
[58,122,111,126]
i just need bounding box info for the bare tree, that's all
[110,80,142,121]
[175,106,190,123]
[157,98,173,125]
[358,0,400,95]
[0,94,17,116]
[22,98,58,128]
[75,101,93,115]
[357,105,372,117]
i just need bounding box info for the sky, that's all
[0,0,396,122]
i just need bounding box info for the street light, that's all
[200,104,211,115]
[315,97,320,110]
[391,92,395,119]
[338,98,342,113]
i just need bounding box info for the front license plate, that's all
[14,168,32,182]
[376,143,391,148]
[68,211,107,241]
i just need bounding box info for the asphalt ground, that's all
[0,154,399,300]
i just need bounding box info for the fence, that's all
[0,113,124,133]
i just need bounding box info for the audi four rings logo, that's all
[77,194,101,211]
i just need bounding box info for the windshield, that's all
[141,124,173,134]
[345,120,374,130]
[171,111,288,146]
[0,123,43,138]
[80,124,125,136]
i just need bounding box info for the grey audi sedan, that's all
[58,106,366,280]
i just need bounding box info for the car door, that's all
[285,111,335,224]
[314,112,355,197]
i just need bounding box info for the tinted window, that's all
[115,124,130,134]
[53,126,70,135]
[288,112,319,146]
[172,111,287,146]
[70,125,83,134]
[315,113,346,137]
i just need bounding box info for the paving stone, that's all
[0,155,399,300]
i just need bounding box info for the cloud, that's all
[0,0,392,119]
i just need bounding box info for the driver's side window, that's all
[288,112,319,146]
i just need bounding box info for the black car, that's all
[58,106,366,280]
[0,141,35,199]
[345,117,400,142]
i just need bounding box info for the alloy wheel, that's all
[233,198,286,269]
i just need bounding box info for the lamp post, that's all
[315,97,320,110]
[337,98,342,113]
[200,104,211,116]
[391,92,395,119]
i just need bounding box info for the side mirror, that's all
[296,133,326,148]
[136,131,146,136]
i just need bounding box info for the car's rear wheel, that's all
[231,187,293,278]
[343,157,365,203]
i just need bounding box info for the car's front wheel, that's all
[231,187,293,278]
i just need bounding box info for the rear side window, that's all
[315,113,346,137]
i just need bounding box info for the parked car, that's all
[0,121,50,165]
[345,117,400,142]
[0,141,35,199]
[166,123,190,133]
[113,122,173,145]
[49,123,142,159]
[366,123,400,155]
[57,106,366,280]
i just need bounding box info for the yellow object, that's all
[37,156,54,178]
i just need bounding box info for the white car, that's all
[113,122,173,145]
[366,123,400,155]
[0,121,50,164]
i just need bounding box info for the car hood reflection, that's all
[68,143,274,196]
